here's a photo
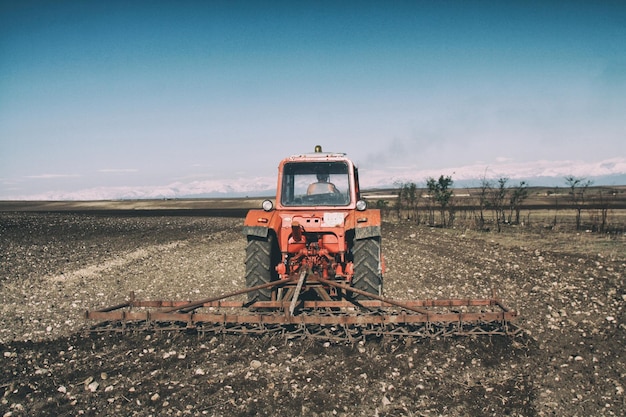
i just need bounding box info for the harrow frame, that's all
[85,274,520,341]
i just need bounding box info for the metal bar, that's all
[92,301,131,313]
[126,298,504,309]
[315,277,432,315]
[86,309,517,326]
[289,269,309,316]
[313,286,334,301]
[161,278,295,313]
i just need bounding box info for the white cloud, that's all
[9,176,276,201]
[24,174,81,179]
[98,169,139,173]
[5,157,625,200]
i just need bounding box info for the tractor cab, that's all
[275,147,362,210]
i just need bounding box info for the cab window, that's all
[280,162,351,206]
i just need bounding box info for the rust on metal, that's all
[85,273,520,340]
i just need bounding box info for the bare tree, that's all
[565,176,593,230]
[477,176,491,230]
[394,182,419,221]
[393,181,405,220]
[592,187,615,233]
[406,182,419,222]
[508,181,529,224]
[550,186,560,226]
[489,177,508,232]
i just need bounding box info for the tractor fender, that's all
[346,209,382,240]
[242,225,269,238]
[242,209,282,238]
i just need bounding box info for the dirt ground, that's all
[0,212,624,416]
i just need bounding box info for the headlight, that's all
[356,199,367,211]
[262,200,274,211]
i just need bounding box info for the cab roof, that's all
[287,145,347,160]
[287,151,347,160]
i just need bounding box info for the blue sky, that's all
[1,1,625,199]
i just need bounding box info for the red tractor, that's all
[87,146,519,338]
[243,146,384,303]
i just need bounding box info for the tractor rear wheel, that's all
[245,234,279,302]
[352,237,383,299]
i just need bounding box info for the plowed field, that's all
[1,211,624,416]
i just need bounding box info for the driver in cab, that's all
[307,173,340,195]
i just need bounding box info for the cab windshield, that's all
[280,161,351,207]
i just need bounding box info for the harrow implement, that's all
[85,274,520,341]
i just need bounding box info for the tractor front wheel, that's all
[352,237,383,299]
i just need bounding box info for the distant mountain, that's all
[5,158,625,201]
[361,158,626,190]
[382,173,626,190]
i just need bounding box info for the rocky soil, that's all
[0,212,624,416]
